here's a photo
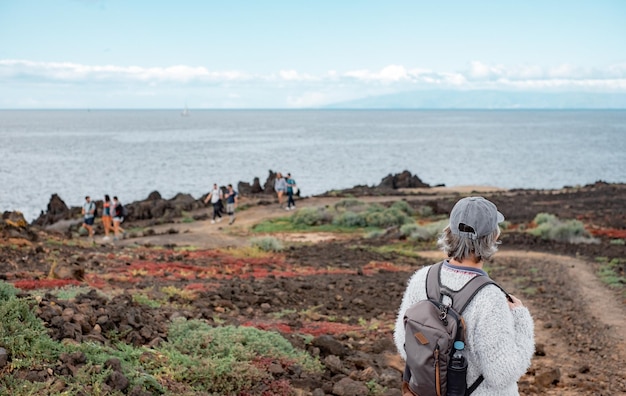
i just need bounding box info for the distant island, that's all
[324,90,626,109]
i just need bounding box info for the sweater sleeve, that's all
[466,286,535,389]
[393,266,429,360]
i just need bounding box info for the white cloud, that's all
[278,70,318,81]
[344,64,409,82]
[1,59,626,109]
[0,60,249,83]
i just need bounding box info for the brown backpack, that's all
[402,262,509,396]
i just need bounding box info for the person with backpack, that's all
[112,196,126,241]
[80,195,96,242]
[394,196,534,396]
[224,184,238,225]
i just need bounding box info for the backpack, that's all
[115,203,128,219]
[402,262,509,396]
[91,202,98,217]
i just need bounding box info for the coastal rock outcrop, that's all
[238,177,264,196]
[319,170,431,197]
[33,194,77,227]
[1,211,38,241]
[120,192,203,224]
[378,170,429,189]
[237,169,280,196]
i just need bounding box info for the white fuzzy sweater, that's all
[394,261,535,396]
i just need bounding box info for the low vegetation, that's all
[528,213,597,243]
[0,281,322,395]
[254,199,436,236]
[250,236,284,252]
[595,257,626,297]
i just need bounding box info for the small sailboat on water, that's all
[181,104,190,117]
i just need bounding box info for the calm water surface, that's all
[1,110,625,221]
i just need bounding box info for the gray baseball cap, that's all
[449,196,505,240]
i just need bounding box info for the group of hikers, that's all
[273,172,298,210]
[204,183,239,225]
[80,195,126,243]
[79,172,299,243]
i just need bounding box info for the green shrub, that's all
[0,281,17,301]
[132,293,162,308]
[53,286,97,300]
[418,205,434,218]
[334,198,365,210]
[406,219,448,241]
[533,212,557,225]
[0,297,59,365]
[160,318,322,393]
[250,236,284,252]
[400,223,419,237]
[365,208,412,228]
[291,207,330,226]
[529,213,595,243]
[390,200,414,216]
[333,211,368,228]
[596,258,626,291]
[365,203,385,213]
[364,211,393,228]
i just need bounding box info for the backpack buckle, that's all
[439,305,448,325]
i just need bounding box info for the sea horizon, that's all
[1,109,624,221]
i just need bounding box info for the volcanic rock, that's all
[1,211,38,241]
[32,194,76,226]
[378,170,429,189]
[238,177,264,195]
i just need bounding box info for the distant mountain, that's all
[325,90,626,109]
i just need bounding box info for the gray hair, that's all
[437,225,501,262]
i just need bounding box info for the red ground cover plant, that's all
[242,319,364,337]
[12,278,81,290]
[589,227,626,239]
[100,252,361,284]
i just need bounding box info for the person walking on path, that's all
[102,194,113,241]
[394,196,534,396]
[274,172,287,208]
[204,183,223,224]
[112,196,126,240]
[224,184,238,225]
[80,196,96,242]
[285,173,297,210]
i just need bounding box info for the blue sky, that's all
[1,0,625,108]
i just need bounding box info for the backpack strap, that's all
[427,261,510,314]
[467,376,484,395]
[425,262,443,301]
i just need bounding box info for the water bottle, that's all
[447,341,468,396]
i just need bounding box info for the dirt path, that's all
[115,195,420,249]
[116,186,503,249]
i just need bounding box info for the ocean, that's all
[1,109,625,222]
